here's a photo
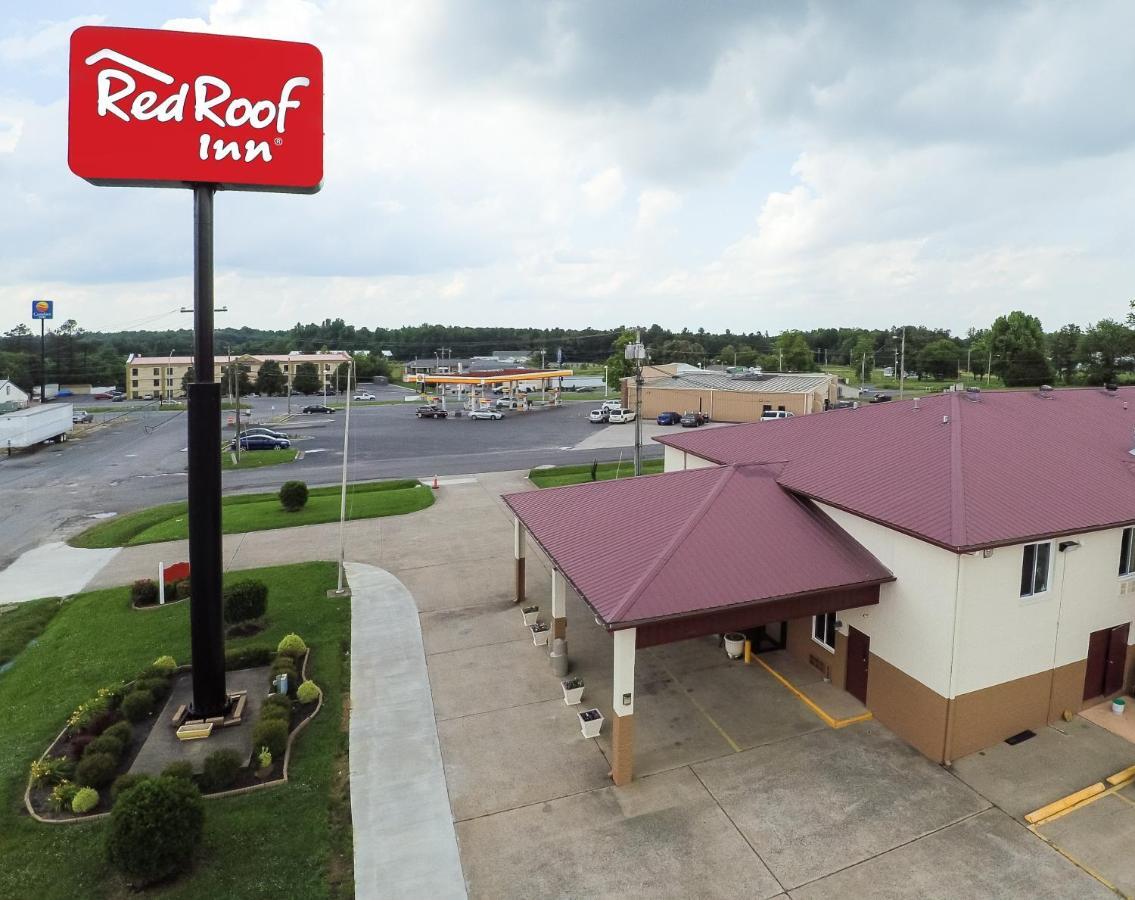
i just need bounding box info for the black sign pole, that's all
[40,318,45,404]
[187,183,227,718]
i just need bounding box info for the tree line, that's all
[3,309,1133,393]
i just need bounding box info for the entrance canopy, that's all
[407,370,573,386]
[504,464,894,648]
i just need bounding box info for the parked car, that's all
[608,408,637,423]
[760,410,794,420]
[141,393,154,401]
[657,411,682,425]
[72,410,93,424]
[588,408,610,423]
[245,392,259,398]
[353,392,377,401]
[869,394,892,404]
[111,394,126,402]
[469,409,504,421]
[232,434,290,451]
[240,426,289,440]
[680,412,707,427]
[494,398,520,410]
[302,404,335,414]
[92,391,114,400]
[415,406,448,419]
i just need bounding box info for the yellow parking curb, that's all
[751,655,873,730]
[1024,782,1105,825]
[1106,764,1135,786]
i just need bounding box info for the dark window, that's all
[778,405,786,412]
[131,380,138,388]
[1121,528,1135,577]
[1021,542,1051,597]
[153,368,159,375]
[762,404,771,413]
[812,612,837,651]
[131,368,138,376]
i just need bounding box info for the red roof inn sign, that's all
[68,26,322,192]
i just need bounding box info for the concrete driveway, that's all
[372,473,1115,898]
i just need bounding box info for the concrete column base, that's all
[611,712,635,786]
[553,617,566,641]
[514,557,525,603]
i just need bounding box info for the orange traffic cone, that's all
[432,474,439,490]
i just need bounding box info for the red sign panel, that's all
[69,26,322,193]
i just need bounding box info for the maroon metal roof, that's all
[657,387,1135,551]
[503,464,893,630]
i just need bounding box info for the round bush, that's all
[296,680,320,704]
[262,692,292,714]
[279,480,309,512]
[111,772,150,802]
[152,655,177,673]
[86,734,124,761]
[106,776,204,886]
[130,578,159,606]
[138,677,171,702]
[72,786,99,814]
[76,751,117,789]
[259,703,290,724]
[225,645,274,671]
[120,690,155,723]
[222,580,269,624]
[103,721,133,746]
[201,749,243,792]
[251,717,288,760]
[276,633,307,658]
[175,578,191,601]
[162,761,194,782]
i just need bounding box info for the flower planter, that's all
[724,633,746,659]
[562,677,585,706]
[1112,697,1127,716]
[531,622,550,647]
[522,605,540,627]
[578,708,604,738]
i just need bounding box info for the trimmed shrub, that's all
[225,645,274,670]
[121,689,155,723]
[49,780,78,813]
[138,677,171,701]
[296,680,320,704]
[201,749,243,792]
[261,693,292,715]
[130,578,159,606]
[136,664,174,682]
[152,655,177,673]
[175,578,191,601]
[270,659,298,694]
[251,717,288,760]
[86,734,125,761]
[68,734,95,761]
[103,721,133,746]
[29,755,74,788]
[162,761,194,782]
[259,703,290,724]
[276,633,307,658]
[111,772,150,802]
[106,776,204,886]
[279,480,309,512]
[223,580,268,624]
[256,746,273,771]
[72,786,99,814]
[76,751,117,789]
[67,693,111,733]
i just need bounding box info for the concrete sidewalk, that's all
[0,542,119,604]
[346,562,466,900]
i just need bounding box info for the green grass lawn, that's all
[529,458,664,488]
[221,449,300,470]
[0,561,351,899]
[821,364,1006,392]
[70,480,433,549]
[0,597,65,667]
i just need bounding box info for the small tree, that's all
[279,480,309,512]
[106,776,204,886]
[223,580,269,624]
[292,362,320,394]
[255,359,287,396]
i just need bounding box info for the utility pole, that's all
[626,329,646,476]
[778,348,783,371]
[860,352,866,386]
[966,345,972,375]
[226,345,240,462]
[899,328,906,400]
[329,355,355,598]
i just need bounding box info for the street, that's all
[0,390,657,570]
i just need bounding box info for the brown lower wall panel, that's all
[784,616,847,688]
[865,654,949,763]
[1048,660,1087,722]
[947,670,1052,761]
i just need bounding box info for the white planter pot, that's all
[522,606,539,626]
[724,633,746,659]
[531,623,550,646]
[562,679,585,706]
[578,708,604,738]
[1112,698,1127,716]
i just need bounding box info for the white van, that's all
[600,399,622,411]
[608,408,637,423]
[760,410,794,421]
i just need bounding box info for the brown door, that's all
[1105,623,1130,695]
[845,626,870,705]
[1085,624,1130,700]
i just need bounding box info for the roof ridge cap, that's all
[949,390,967,548]
[608,465,735,622]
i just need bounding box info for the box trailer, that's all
[0,403,74,450]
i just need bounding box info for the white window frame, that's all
[812,612,837,652]
[1020,541,1052,598]
[1120,528,1135,578]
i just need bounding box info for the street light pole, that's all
[899,328,906,400]
[168,349,174,403]
[331,355,355,597]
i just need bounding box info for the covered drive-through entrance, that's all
[504,463,895,784]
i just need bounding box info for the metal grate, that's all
[1005,729,1036,746]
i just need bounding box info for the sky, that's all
[1,0,1134,337]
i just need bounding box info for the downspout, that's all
[942,551,964,765]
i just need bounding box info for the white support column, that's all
[611,627,636,785]
[513,516,527,603]
[551,568,566,641]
